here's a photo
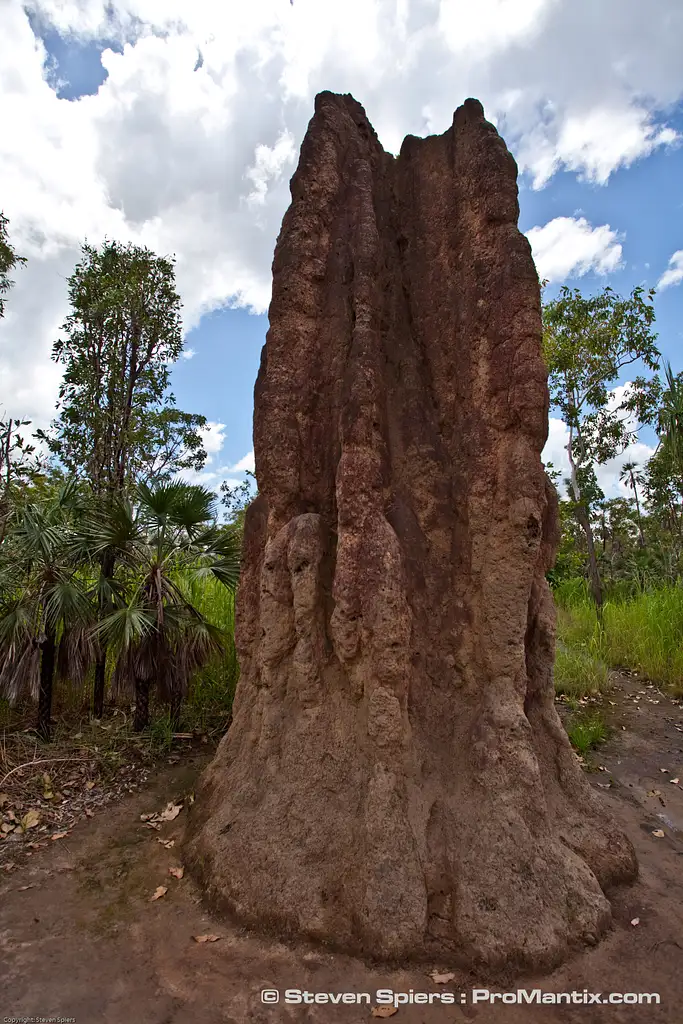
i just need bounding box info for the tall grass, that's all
[553,580,683,696]
[176,573,240,731]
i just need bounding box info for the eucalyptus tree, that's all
[36,240,209,716]
[543,284,661,618]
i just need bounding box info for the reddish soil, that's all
[1,674,682,1024]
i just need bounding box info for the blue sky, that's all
[2,0,682,502]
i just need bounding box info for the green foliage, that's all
[148,711,175,753]
[566,713,608,755]
[543,284,661,463]
[554,643,609,698]
[0,479,95,738]
[220,469,257,532]
[37,240,208,496]
[555,584,683,696]
[543,284,662,614]
[91,481,240,725]
[0,211,27,319]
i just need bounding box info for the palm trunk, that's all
[133,676,150,732]
[629,470,646,548]
[93,549,116,718]
[37,631,57,742]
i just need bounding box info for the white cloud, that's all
[199,421,226,456]
[658,250,683,290]
[227,450,255,473]
[181,347,196,359]
[1,0,682,424]
[526,216,623,283]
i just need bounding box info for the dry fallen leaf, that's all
[659,768,669,773]
[158,802,183,822]
[86,781,95,790]
[18,884,35,891]
[168,866,184,879]
[0,792,9,808]
[157,839,175,849]
[631,918,640,926]
[150,886,168,901]
[20,809,40,831]
[1,822,15,833]
[652,830,665,838]
[429,971,455,984]
[193,934,221,943]
[51,831,69,841]
[671,778,680,785]
[371,1008,398,1018]
[140,812,156,822]
[85,809,94,818]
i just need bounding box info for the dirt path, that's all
[2,677,683,1024]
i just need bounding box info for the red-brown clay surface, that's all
[185,92,635,970]
[1,677,682,1022]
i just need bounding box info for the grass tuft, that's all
[566,712,608,755]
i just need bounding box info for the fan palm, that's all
[0,479,94,740]
[90,481,240,731]
[619,460,646,548]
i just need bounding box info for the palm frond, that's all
[95,603,156,652]
[43,577,93,633]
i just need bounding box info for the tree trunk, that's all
[565,425,604,624]
[37,631,57,742]
[576,502,604,623]
[630,471,646,548]
[93,549,116,718]
[133,677,150,732]
[184,97,636,973]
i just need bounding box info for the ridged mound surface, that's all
[186,92,637,972]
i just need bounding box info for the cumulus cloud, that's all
[1,0,682,425]
[181,347,196,360]
[227,451,255,474]
[199,421,226,456]
[658,250,683,291]
[526,216,623,283]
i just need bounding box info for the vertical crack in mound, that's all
[185,92,637,972]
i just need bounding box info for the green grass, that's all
[553,580,683,697]
[554,643,609,698]
[177,573,240,733]
[566,712,608,755]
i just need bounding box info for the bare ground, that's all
[1,674,682,1024]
